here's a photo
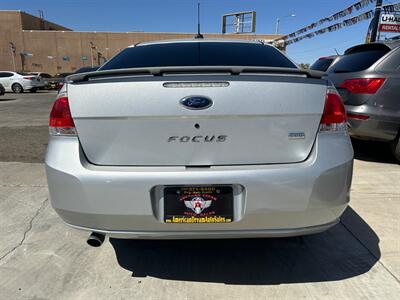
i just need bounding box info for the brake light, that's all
[49,93,76,136]
[340,78,385,94]
[319,88,347,132]
[347,113,369,120]
[23,76,35,80]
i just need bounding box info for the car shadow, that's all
[352,138,398,164]
[110,207,380,284]
[0,97,16,101]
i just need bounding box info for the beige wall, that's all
[0,11,24,71]
[0,10,283,75]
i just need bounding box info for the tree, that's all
[298,63,310,69]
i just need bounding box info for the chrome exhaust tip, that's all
[87,232,105,247]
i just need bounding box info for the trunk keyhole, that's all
[194,123,200,129]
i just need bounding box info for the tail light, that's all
[23,76,35,80]
[347,113,369,120]
[319,88,347,132]
[339,78,385,94]
[49,92,76,136]
[57,81,65,90]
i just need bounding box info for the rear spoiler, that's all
[67,66,325,83]
[345,43,392,54]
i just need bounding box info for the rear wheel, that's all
[12,83,23,93]
[391,134,400,162]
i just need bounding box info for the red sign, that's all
[379,24,400,32]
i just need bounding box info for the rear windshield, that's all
[100,42,297,70]
[327,50,388,73]
[310,58,334,72]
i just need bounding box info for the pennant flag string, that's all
[381,3,400,13]
[277,0,376,41]
[284,10,375,46]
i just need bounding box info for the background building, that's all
[0,10,283,74]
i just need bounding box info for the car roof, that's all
[344,41,400,55]
[74,67,99,73]
[317,55,338,60]
[131,38,265,47]
[382,39,400,49]
[55,72,73,76]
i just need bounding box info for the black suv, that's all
[310,55,338,72]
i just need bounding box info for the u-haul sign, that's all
[380,14,400,32]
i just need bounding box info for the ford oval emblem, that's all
[180,96,213,110]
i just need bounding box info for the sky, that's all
[1,0,398,64]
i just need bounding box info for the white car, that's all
[0,71,45,93]
[29,72,53,89]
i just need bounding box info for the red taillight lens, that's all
[339,78,385,94]
[319,89,347,132]
[347,113,369,120]
[23,76,35,80]
[49,94,76,136]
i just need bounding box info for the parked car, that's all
[29,72,53,89]
[48,73,73,90]
[46,39,353,246]
[73,66,99,74]
[326,41,400,161]
[0,83,5,96]
[57,67,99,90]
[0,71,44,93]
[310,56,338,72]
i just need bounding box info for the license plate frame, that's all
[163,185,234,224]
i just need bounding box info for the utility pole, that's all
[9,42,16,71]
[275,14,295,35]
[89,42,95,67]
[38,10,45,30]
[369,0,383,42]
[275,18,280,35]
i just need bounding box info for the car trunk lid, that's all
[67,73,327,166]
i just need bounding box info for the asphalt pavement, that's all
[0,91,399,299]
[0,91,54,162]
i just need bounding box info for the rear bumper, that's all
[24,82,45,89]
[48,82,58,89]
[23,85,35,90]
[45,133,353,239]
[68,220,339,239]
[22,84,44,91]
[346,105,400,142]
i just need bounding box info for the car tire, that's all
[12,83,23,93]
[391,133,400,162]
[30,88,37,93]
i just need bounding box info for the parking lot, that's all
[0,91,399,299]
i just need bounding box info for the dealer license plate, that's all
[164,185,233,223]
